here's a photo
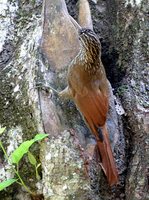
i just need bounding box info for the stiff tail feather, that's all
[75,91,118,185]
[96,125,119,186]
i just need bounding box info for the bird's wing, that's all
[74,89,108,137]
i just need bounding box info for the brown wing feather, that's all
[75,89,108,136]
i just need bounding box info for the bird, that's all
[59,28,119,186]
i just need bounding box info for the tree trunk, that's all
[106,0,149,199]
[0,0,148,200]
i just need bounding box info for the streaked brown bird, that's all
[59,28,119,186]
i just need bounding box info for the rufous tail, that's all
[74,91,118,186]
[96,125,119,186]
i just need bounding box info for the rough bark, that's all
[0,1,44,199]
[0,0,148,200]
[0,0,96,199]
[40,0,124,199]
[67,0,149,199]
[106,0,149,199]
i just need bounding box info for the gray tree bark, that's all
[0,0,148,200]
[106,0,149,199]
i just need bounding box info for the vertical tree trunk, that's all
[106,0,149,199]
[0,0,148,199]
[0,0,97,199]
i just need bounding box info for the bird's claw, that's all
[36,82,59,95]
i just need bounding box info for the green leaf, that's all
[10,133,48,164]
[10,140,34,164]
[0,127,6,135]
[33,134,48,142]
[28,151,37,166]
[0,179,17,191]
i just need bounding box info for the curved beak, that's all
[69,15,81,31]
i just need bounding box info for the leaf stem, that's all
[0,141,35,195]
[0,141,10,161]
[14,169,35,195]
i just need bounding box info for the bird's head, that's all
[79,28,101,57]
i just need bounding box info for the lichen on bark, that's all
[106,0,149,199]
[0,0,148,199]
[0,0,44,198]
[40,130,97,200]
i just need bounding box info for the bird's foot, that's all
[36,82,59,95]
[36,82,72,101]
